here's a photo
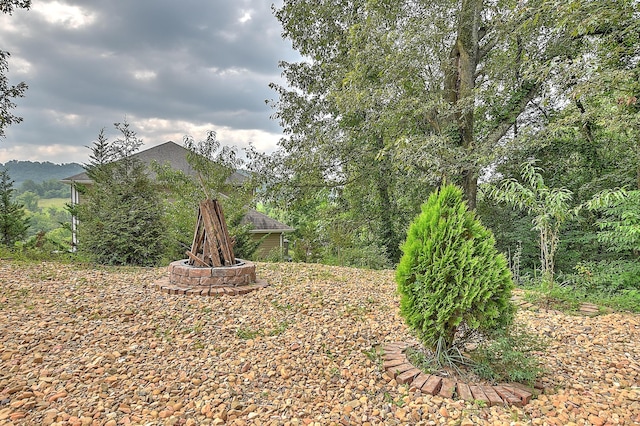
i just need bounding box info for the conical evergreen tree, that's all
[0,168,29,246]
[76,122,166,266]
[396,184,514,351]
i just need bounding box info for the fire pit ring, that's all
[154,258,268,296]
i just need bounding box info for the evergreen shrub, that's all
[396,184,515,351]
[76,123,167,266]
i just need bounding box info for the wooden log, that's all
[212,199,235,265]
[186,251,208,267]
[199,200,223,267]
[205,199,233,266]
[186,199,236,268]
[188,213,207,266]
[190,212,203,252]
[202,234,210,265]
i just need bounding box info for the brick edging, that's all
[152,276,268,297]
[382,342,533,407]
[511,293,603,316]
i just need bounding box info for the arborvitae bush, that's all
[396,184,515,351]
[77,123,166,266]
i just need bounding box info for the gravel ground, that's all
[0,261,639,426]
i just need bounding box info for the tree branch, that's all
[483,81,540,147]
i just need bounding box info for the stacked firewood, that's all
[186,199,236,267]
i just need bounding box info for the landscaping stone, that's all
[0,261,639,425]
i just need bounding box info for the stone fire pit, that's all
[154,199,268,296]
[154,259,268,296]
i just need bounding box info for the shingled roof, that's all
[242,209,294,233]
[61,141,293,233]
[60,141,248,185]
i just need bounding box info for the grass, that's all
[236,320,291,339]
[403,325,546,386]
[521,282,640,313]
[469,325,547,386]
[37,197,68,210]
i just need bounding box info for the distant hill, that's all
[0,160,84,187]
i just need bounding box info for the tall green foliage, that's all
[262,0,596,264]
[587,189,640,256]
[490,161,575,285]
[153,132,259,261]
[396,185,514,351]
[76,122,166,266]
[0,168,29,246]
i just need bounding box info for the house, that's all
[61,141,293,258]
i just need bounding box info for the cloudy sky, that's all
[0,0,299,164]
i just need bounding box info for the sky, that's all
[0,0,299,165]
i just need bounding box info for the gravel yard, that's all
[1,261,639,425]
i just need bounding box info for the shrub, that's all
[0,168,29,246]
[396,184,515,352]
[470,325,546,385]
[153,132,260,262]
[77,123,167,266]
[572,260,640,293]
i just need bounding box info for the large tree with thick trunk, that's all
[261,0,602,263]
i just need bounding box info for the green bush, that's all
[77,123,167,266]
[396,184,515,351]
[470,325,546,385]
[571,260,640,293]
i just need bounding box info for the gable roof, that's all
[61,141,293,234]
[243,209,295,233]
[60,141,248,184]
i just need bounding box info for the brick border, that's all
[153,259,268,297]
[153,276,268,296]
[169,259,257,287]
[382,342,533,407]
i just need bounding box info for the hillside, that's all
[0,160,84,187]
[0,261,638,425]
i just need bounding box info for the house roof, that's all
[60,141,248,184]
[61,141,293,234]
[243,209,295,233]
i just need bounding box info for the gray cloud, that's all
[0,0,297,164]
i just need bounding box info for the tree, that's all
[15,190,38,212]
[396,184,514,353]
[587,189,640,257]
[76,122,166,266]
[557,0,640,189]
[153,131,260,261]
[489,161,575,285]
[271,0,583,210]
[261,0,593,266]
[0,168,29,246]
[1,0,30,138]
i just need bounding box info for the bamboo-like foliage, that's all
[586,188,640,255]
[396,184,514,351]
[490,161,574,285]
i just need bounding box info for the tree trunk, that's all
[443,0,482,209]
[374,136,401,262]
